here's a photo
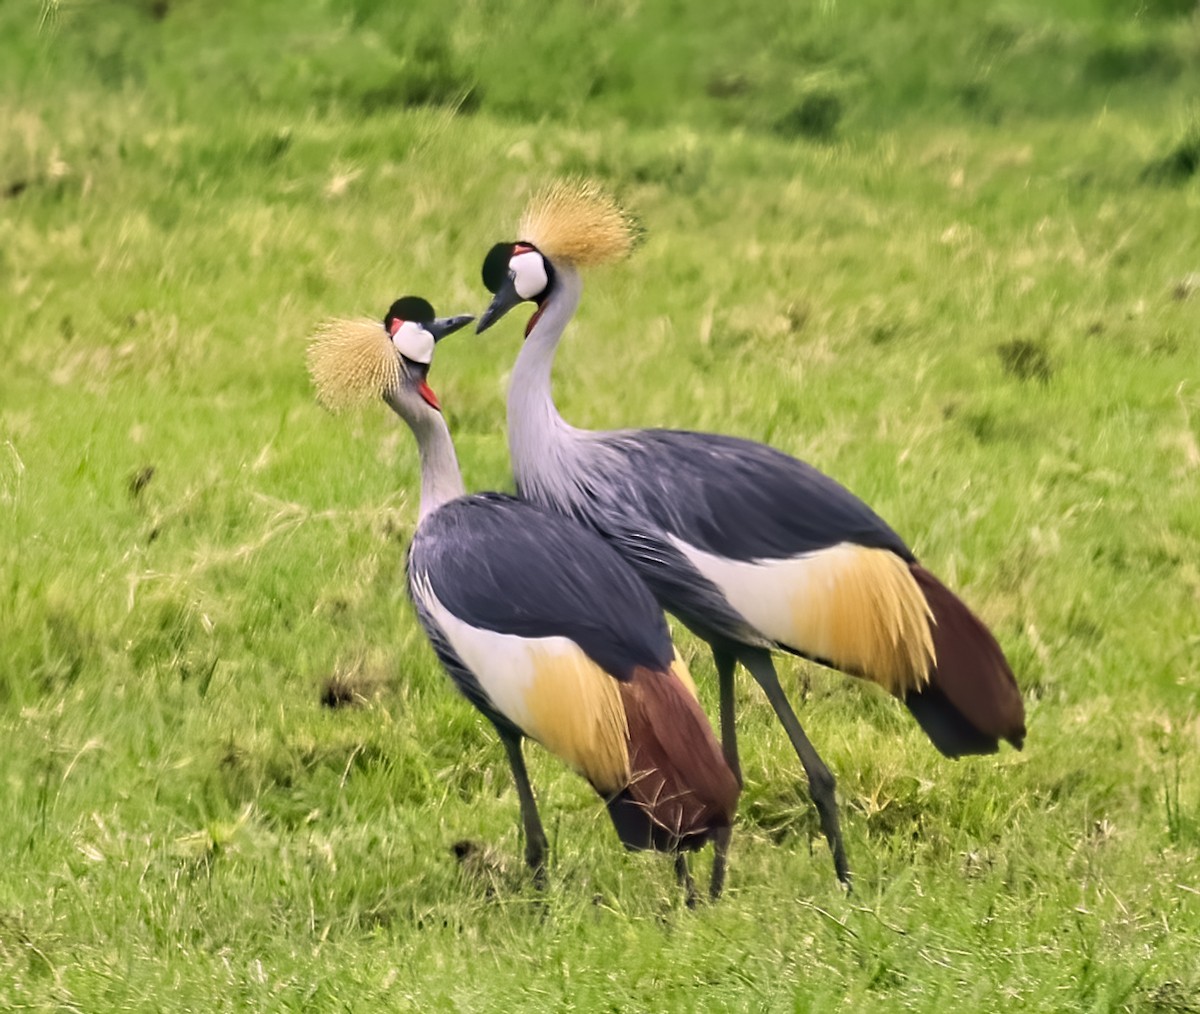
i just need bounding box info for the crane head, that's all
[307,297,472,413]
[477,180,637,335]
[384,297,474,411]
[476,242,553,334]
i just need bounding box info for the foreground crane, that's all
[474,182,1026,886]
[307,295,739,901]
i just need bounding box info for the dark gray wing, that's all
[596,429,914,563]
[407,493,673,679]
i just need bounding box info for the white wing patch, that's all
[668,537,935,696]
[412,574,631,792]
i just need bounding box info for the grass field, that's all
[2,0,1199,1009]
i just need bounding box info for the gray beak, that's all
[425,314,475,342]
[476,276,524,334]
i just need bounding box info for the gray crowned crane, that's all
[473,181,1027,887]
[307,294,739,901]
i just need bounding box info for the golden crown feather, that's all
[518,179,639,267]
[306,318,400,413]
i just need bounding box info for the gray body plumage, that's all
[516,425,918,651]
[505,265,906,653]
[407,491,675,710]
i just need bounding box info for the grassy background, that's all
[2,0,1199,1009]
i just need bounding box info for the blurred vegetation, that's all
[8,0,1200,136]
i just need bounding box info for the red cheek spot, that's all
[389,319,403,336]
[514,242,535,255]
[524,304,546,337]
[418,380,441,410]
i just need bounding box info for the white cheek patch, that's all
[391,320,435,364]
[511,251,549,300]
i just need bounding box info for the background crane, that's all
[474,181,1026,886]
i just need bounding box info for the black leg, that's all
[674,853,698,909]
[712,644,744,789]
[498,730,548,888]
[709,825,732,901]
[738,648,851,888]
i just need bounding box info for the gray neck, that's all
[408,407,466,522]
[507,264,585,494]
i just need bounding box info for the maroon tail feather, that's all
[904,564,1026,758]
[605,666,740,853]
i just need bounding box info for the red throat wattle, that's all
[417,380,441,411]
[524,304,546,337]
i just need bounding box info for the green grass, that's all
[3,0,1200,1008]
